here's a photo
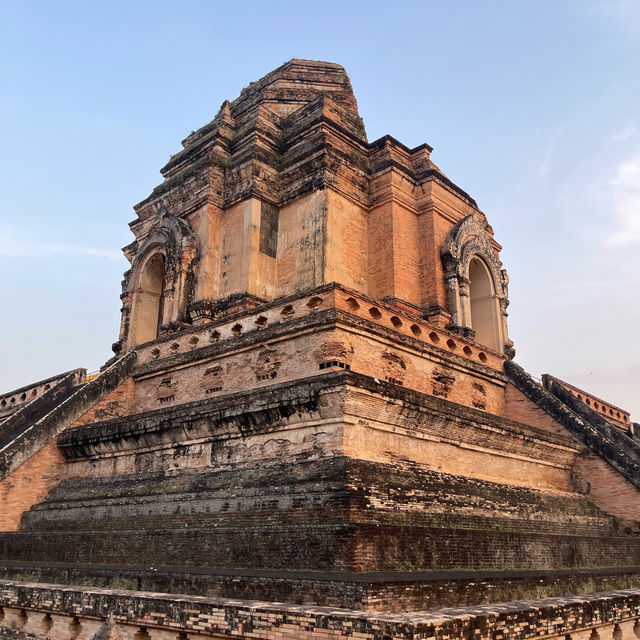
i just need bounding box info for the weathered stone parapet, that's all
[0,370,85,450]
[1,581,640,640]
[0,371,81,424]
[0,353,136,481]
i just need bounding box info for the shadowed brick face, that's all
[0,59,638,640]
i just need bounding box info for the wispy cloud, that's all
[0,236,122,260]
[538,129,563,184]
[607,156,640,244]
[603,123,638,143]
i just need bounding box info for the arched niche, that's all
[115,210,199,353]
[441,214,513,357]
[468,257,502,351]
[131,251,167,346]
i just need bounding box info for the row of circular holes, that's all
[576,392,628,422]
[0,384,51,409]
[345,298,488,363]
[150,300,322,359]
[149,294,488,364]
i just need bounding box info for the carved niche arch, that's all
[441,214,513,357]
[131,250,166,345]
[122,211,199,350]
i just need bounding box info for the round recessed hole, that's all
[463,345,472,356]
[390,316,402,328]
[31,389,37,397]
[307,296,324,309]
[345,297,360,311]
[478,352,487,363]
[410,324,422,336]
[429,331,440,344]
[188,336,199,348]
[446,338,456,350]
[151,348,160,359]
[586,398,591,405]
[170,342,180,353]
[20,393,26,401]
[209,330,220,342]
[594,402,599,410]
[281,305,294,317]
[255,315,268,327]
[231,324,243,335]
[368,307,382,319]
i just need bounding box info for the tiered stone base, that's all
[3,456,639,574]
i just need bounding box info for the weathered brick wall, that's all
[6,451,637,573]
[573,451,640,523]
[0,525,356,571]
[0,440,66,532]
[325,191,368,291]
[127,311,507,420]
[0,379,135,531]
[352,523,640,572]
[17,457,610,536]
[53,371,577,495]
[505,382,570,437]
[67,378,136,430]
[342,383,576,492]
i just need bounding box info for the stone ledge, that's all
[58,370,577,456]
[1,562,640,612]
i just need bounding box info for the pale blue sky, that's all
[1,1,639,418]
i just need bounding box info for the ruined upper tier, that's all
[116,59,512,359]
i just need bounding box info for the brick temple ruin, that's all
[1,59,639,640]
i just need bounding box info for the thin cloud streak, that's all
[538,129,563,184]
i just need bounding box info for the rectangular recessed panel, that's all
[259,201,279,258]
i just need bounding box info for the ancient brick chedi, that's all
[1,60,639,640]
